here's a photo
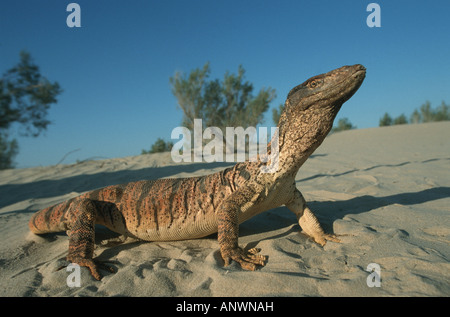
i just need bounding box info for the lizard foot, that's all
[63,256,115,280]
[221,247,267,271]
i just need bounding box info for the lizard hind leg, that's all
[65,198,114,280]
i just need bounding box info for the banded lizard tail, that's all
[29,64,366,280]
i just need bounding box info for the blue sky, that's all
[1,0,449,168]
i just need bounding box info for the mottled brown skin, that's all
[29,65,366,280]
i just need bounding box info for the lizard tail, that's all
[28,201,70,234]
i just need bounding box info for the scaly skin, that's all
[29,64,366,280]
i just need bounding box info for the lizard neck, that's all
[264,106,336,178]
[276,131,325,177]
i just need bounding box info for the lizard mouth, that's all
[326,64,366,98]
[326,64,366,93]
[351,65,366,80]
[318,65,366,108]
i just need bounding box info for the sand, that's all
[0,122,449,297]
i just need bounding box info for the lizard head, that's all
[279,64,366,140]
[287,64,366,111]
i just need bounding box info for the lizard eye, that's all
[309,79,322,89]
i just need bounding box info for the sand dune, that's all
[0,122,449,296]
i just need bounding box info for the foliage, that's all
[142,138,174,154]
[380,101,449,127]
[1,51,62,136]
[169,62,276,134]
[331,117,356,133]
[0,51,62,169]
[379,112,393,126]
[393,113,408,125]
[410,101,449,123]
[272,103,284,125]
[0,133,18,169]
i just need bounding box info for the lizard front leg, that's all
[217,186,267,271]
[286,188,340,246]
[65,198,114,280]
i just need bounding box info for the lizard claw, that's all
[64,256,115,280]
[221,247,267,271]
[308,233,341,246]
